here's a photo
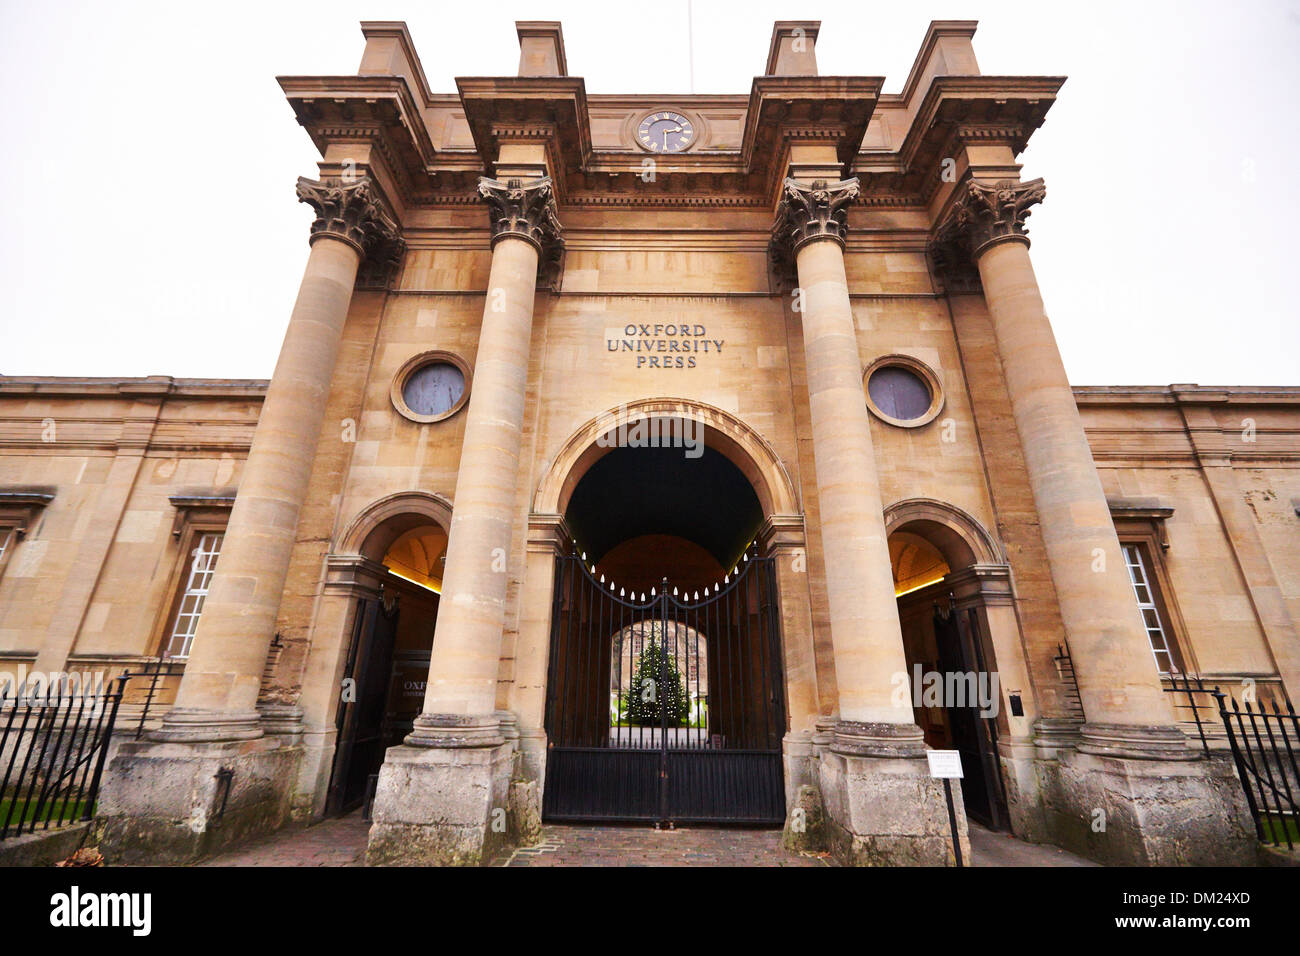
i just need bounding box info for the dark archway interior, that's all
[564,442,763,577]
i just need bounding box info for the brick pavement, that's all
[194,814,1097,867]
[197,812,370,867]
[490,825,832,867]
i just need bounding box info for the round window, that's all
[404,363,464,417]
[863,357,943,428]
[392,352,471,423]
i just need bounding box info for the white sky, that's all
[1,0,1297,385]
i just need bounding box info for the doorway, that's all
[890,526,1010,830]
[541,428,787,825]
[326,522,444,815]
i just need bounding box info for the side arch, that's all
[533,398,801,519]
[336,490,454,561]
[883,497,1004,569]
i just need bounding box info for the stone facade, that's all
[1,19,1297,866]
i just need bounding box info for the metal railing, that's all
[1213,688,1300,850]
[119,657,185,739]
[1162,671,1217,755]
[0,674,126,840]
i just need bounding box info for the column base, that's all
[366,713,514,866]
[1042,743,1256,865]
[996,736,1052,843]
[781,730,817,808]
[818,721,969,866]
[147,707,265,743]
[96,735,299,864]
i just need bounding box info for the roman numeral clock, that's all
[637,110,695,152]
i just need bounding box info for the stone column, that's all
[98,177,403,863]
[367,176,561,867]
[934,179,1254,864]
[153,177,400,741]
[772,179,963,865]
[938,180,1181,749]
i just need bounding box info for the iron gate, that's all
[542,548,787,825]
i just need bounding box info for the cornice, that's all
[0,377,269,399]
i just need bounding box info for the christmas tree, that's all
[624,638,690,727]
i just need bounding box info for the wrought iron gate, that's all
[542,548,787,825]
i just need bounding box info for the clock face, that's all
[637,111,695,153]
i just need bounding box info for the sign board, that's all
[926,749,964,779]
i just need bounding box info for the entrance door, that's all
[542,548,787,825]
[932,604,1008,829]
[327,591,400,814]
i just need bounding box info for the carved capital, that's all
[771,177,859,257]
[935,178,1046,259]
[296,176,406,288]
[478,176,564,257]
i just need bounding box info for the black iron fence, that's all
[1162,671,1217,755]
[0,674,126,841]
[1213,688,1300,850]
[121,657,186,739]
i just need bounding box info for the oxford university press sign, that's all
[607,323,726,370]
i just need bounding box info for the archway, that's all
[885,499,1011,830]
[539,407,789,826]
[326,494,450,815]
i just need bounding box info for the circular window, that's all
[391,352,471,424]
[863,356,944,428]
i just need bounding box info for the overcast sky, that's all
[1,0,1297,385]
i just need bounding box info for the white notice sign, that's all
[927,750,964,779]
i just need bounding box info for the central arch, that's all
[534,398,801,520]
[534,399,798,826]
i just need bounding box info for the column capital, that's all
[934,177,1046,260]
[478,175,563,253]
[772,176,859,253]
[296,176,401,254]
[769,177,859,289]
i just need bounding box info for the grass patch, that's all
[1259,813,1300,845]
[0,797,94,830]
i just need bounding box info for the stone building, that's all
[1,19,1297,866]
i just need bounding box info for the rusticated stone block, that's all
[819,750,969,866]
[781,784,826,853]
[364,741,513,866]
[1042,750,1255,865]
[96,737,299,864]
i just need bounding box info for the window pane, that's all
[403,363,465,417]
[167,533,224,657]
[868,366,931,421]
[1123,544,1177,674]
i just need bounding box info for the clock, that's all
[637,110,695,153]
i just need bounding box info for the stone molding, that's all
[0,491,54,538]
[295,176,406,288]
[830,720,927,758]
[405,712,506,749]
